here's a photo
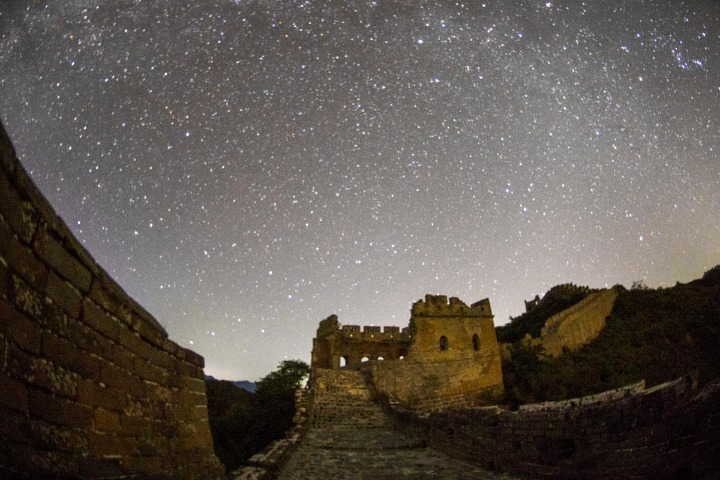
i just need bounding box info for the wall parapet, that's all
[0,121,224,478]
[411,295,492,317]
[391,373,720,479]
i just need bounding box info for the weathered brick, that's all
[82,298,121,342]
[0,171,38,243]
[6,442,80,477]
[79,457,123,479]
[0,253,9,299]
[0,219,48,292]
[100,361,136,390]
[120,415,153,436]
[8,344,79,397]
[134,313,167,348]
[103,340,135,372]
[42,332,101,379]
[67,317,108,353]
[182,347,205,369]
[29,387,93,428]
[170,429,214,452]
[90,432,136,457]
[119,325,155,360]
[43,299,70,336]
[122,455,163,475]
[25,417,90,454]
[179,389,208,408]
[34,226,92,292]
[77,380,128,412]
[9,273,43,320]
[0,372,30,413]
[135,355,168,384]
[93,407,121,434]
[45,271,82,318]
[180,375,207,394]
[0,296,42,354]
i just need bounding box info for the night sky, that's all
[1,0,718,381]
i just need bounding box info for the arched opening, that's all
[360,356,370,363]
[377,356,384,361]
[339,356,347,368]
[439,335,449,351]
[398,348,408,360]
[472,333,480,351]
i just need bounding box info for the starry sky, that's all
[1,0,719,381]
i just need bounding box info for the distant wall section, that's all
[537,288,618,356]
[0,122,224,479]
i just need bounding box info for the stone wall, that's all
[392,373,720,479]
[368,295,504,411]
[537,288,618,356]
[0,122,224,479]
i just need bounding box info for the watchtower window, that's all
[439,335,449,351]
[472,333,480,351]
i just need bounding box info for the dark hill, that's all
[502,266,720,405]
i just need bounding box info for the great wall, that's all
[2,120,719,479]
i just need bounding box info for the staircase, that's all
[309,369,389,428]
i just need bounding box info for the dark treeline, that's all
[205,360,309,472]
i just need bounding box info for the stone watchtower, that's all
[311,295,504,411]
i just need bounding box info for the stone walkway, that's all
[277,426,513,480]
[275,369,515,480]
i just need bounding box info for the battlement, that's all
[411,294,493,317]
[339,324,410,341]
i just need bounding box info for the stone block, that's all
[29,387,93,428]
[100,361,140,392]
[79,456,123,479]
[0,372,30,413]
[180,375,207,393]
[103,341,135,372]
[0,171,38,243]
[8,344,79,397]
[94,408,122,434]
[119,325,155,359]
[42,332,102,380]
[0,296,42,354]
[134,356,168,384]
[34,226,92,293]
[45,271,82,318]
[67,317,108,353]
[43,300,70,337]
[78,380,128,412]
[25,417,90,454]
[0,253,9,298]
[82,298,121,342]
[0,212,47,294]
[89,432,136,457]
[182,347,206,369]
[122,455,163,475]
[10,273,43,320]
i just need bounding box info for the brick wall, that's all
[392,374,720,479]
[537,288,618,356]
[0,122,225,479]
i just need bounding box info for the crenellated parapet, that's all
[411,294,493,317]
[338,324,411,341]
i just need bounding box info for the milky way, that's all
[1,0,718,380]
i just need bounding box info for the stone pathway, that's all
[277,426,512,480]
[273,370,515,479]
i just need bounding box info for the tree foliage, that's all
[206,360,310,472]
